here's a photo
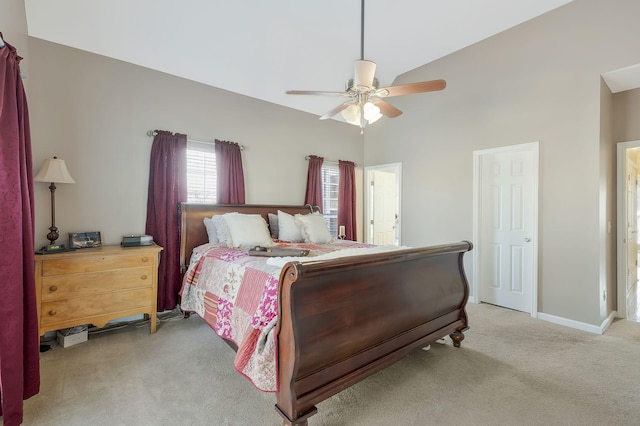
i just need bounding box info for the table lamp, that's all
[34,156,75,253]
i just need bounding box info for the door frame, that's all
[616,140,640,319]
[364,163,402,245]
[472,142,539,317]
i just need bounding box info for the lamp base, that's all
[35,243,75,255]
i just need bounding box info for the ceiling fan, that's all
[286,0,446,134]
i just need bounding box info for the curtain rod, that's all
[147,130,244,151]
[305,155,357,167]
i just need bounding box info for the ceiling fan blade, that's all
[320,102,351,120]
[286,90,348,96]
[354,60,377,88]
[371,99,403,118]
[377,79,446,97]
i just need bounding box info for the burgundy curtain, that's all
[0,35,40,426]
[145,130,187,311]
[215,140,245,204]
[304,155,324,212]
[338,160,357,241]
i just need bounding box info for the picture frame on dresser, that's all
[68,231,102,249]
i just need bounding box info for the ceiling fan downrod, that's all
[360,0,365,60]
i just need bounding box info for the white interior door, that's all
[364,163,401,246]
[372,170,398,245]
[474,143,538,314]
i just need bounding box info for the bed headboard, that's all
[179,203,315,273]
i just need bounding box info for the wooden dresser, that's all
[34,244,163,336]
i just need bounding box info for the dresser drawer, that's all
[40,287,153,327]
[42,252,155,276]
[41,266,153,301]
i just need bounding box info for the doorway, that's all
[364,163,401,245]
[473,142,539,316]
[616,140,640,321]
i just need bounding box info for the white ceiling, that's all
[25,0,588,118]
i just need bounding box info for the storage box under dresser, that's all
[34,244,163,336]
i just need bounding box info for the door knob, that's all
[524,237,531,242]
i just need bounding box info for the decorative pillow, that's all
[203,217,219,244]
[268,213,279,239]
[222,213,274,248]
[277,210,304,242]
[295,213,333,244]
[212,215,229,245]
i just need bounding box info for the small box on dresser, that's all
[34,244,163,337]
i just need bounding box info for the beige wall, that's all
[364,0,640,326]
[0,0,28,83]
[27,38,363,248]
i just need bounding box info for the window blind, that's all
[321,162,339,236]
[186,140,217,203]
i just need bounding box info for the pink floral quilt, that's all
[179,240,373,392]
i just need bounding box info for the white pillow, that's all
[295,213,333,244]
[277,210,304,242]
[203,217,219,244]
[222,213,274,248]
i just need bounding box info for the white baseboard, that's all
[467,300,617,334]
[601,311,618,332]
[537,310,618,335]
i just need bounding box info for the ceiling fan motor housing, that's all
[353,60,377,90]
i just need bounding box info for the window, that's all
[321,162,339,236]
[186,141,216,203]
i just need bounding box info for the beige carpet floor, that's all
[20,303,640,426]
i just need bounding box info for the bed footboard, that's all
[275,241,472,425]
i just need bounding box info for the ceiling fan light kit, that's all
[340,101,382,126]
[286,0,446,133]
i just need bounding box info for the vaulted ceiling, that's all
[25,0,580,119]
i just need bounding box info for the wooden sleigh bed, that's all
[179,203,472,425]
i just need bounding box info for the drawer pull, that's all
[49,285,58,292]
[142,257,149,262]
[48,309,57,316]
[141,274,148,280]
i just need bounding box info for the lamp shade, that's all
[341,104,361,125]
[363,102,382,124]
[34,157,75,184]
